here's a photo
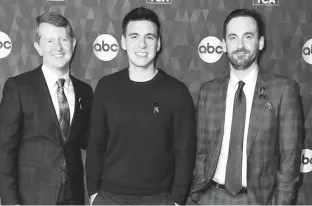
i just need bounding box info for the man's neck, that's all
[43,64,69,78]
[128,66,158,82]
[230,62,258,80]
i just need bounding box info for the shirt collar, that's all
[41,64,71,88]
[229,65,258,89]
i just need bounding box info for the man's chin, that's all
[230,61,249,70]
[232,66,248,70]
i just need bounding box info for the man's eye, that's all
[246,35,253,39]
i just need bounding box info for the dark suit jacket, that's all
[188,71,303,205]
[0,66,93,205]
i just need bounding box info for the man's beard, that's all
[228,48,259,70]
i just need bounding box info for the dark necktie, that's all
[225,80,246,196]
[56,78,70,183]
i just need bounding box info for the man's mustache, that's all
[233,48,249,54]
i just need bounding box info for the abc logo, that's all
[0,31,12,59]
[93,34,119,61]
[302,39,312,64]
[198,36,223,63]
[300,149,312,173]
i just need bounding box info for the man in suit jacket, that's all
[187,9,303,205]
[0,12,93,205]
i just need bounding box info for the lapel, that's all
[212,75,230,161]
[64,75,81,146]
[35,67,63,146]
[246,71,271,156]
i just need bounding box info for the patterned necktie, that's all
[225,80,246,196]
[56,78,70,183]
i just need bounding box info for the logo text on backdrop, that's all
[253,0,279,6]
[198,36,223,63]
[302,38,312,64]
[93,34,119,61]
[146,0,172,4]
[300,149,312,173]
[0,31,12,59]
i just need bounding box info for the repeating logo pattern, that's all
[301,149,312,174]
[93,34,119,61]
[0,31,12,59]
[146,0,172,4]
[253,0,279,6]
[198,36,223,63]
[302,39,312,64]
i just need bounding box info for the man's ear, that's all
[157,37,161,52]
[34,41,43,56]
[121,35,127,50]
[72,37,77,50]
[259,36,264,51]
[222,38,227,53]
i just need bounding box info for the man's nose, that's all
[53,40,63,51]
[138,37,147,48]
[237,38,245,49]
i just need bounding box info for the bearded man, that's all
[187,8,303,205]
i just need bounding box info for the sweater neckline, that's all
[124,68,162,85]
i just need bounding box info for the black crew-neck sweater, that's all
[86,68,196,204]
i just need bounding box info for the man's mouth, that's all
[135,52,148,57]
[234,50,248,55]
[53,53,65,58]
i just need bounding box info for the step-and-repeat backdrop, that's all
[0,0,312,204]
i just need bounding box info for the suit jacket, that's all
[188,71,303,205]
[0,66,93,205]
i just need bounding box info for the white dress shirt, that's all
[213,66,258,187]
[41,65,75,124]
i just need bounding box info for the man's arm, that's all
[85,79,107,198]
[0,78,22,205]
[274,80,303,205]
[171,85,197,204]
[79,84,93,150]
[186,84,209,204]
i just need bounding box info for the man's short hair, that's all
[35,12,75,41]
[122,7,161,38]
[223,9,264,39]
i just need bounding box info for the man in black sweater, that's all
[86,7,196,205]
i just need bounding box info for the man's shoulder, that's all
[199,75,228,91]
[96,69,126,86]
[262,72,298,88]
[158,69,188,89]
[71,75,91,89]
[9,66,42,85]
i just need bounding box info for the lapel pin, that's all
[259,86,265,100]
[153,101,160,114]
[78,97,82,110]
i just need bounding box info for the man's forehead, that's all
[125,20,157,34]
[226,16,258,34]
[38,23,69,33]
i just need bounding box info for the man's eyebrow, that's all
[127,32,138,36]
[227,32,255,37]
[146,33,157,37]
[127,32,157,38]
[227,33,237,37]
[244,32,255,36]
